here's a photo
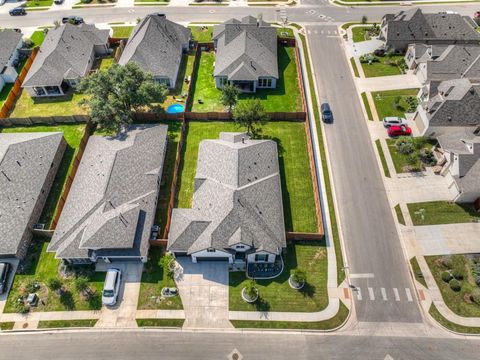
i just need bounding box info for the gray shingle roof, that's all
[118,15,191,82]
[382,9,480,44]
[23,24,109,88]
[48,125,168,260]
[213,16,278,81]
[0,132,64,256]
[0,29,22,70]
[422,78,480,127]
[167,132,286,256]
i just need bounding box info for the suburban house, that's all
[212,16,278,93]
[379,9,480,52]
[413,78,480,137]
[405,44,480,84]
[118,14,191,89]
[22,24,110,98]
[167,132,286,275]
[0,29,23,93]
[0,132,66,259]
[48,125,168,264]
[437,128,480,203]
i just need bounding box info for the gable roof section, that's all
[213,16,278,81]
[167,132,286,256]
[0,132,64,256]
[118,15,191,81]
[23,24,109,88]
[0,29,22,70]
[48,125,168,260]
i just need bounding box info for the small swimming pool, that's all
[167,103,185,114]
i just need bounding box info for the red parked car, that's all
[388,125,412,137]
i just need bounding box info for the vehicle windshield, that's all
[103,289,114,297]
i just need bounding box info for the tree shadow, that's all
[60,290,75,310]
[299,282,316,298]
[254,296,271,312]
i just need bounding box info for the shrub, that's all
[74,276,89,294]
[291,269,307,285]
[24,38,34,48]
[441,271,452,283]
[419,149,437,166]
[475,276,480,287]
[361,15,368,24]
[395,137,415,155]
[244,279,258,299]
[471,288,480,305]
[441,256,453,269]
[47,278,62,292]
[14,300,29,314]
[406,154,418,166]
[405,96,418,112]
[359,54,379,64]
[25,280,39,294]
[449,279,461,292]
[452,269,464,280]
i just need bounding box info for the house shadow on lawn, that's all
[31,92,75,105]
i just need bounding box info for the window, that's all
[236,245,245,249]
[33,87,46,96]
[219,77,228,87]
[254,254,268,262]
[207,248,216,253]
[258,78,272,88]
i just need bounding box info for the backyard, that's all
[360,54,405,78]
[5,241,105,313]
[137,247,184,310]
[386,137,436,173]
[174,121,318,233]
[426,254,480,317]
[229,241,328,312]
[407,201,480,226]
[190,47,303,113]
[372,88,419,120]
[1,124,86,227]
[161,53,196,109]
[0,84,13,109]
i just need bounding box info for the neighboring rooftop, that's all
[0,29,22,70]
[118,14,191,83]
[167,132,286,255]
[213,15,278,81]
[23,24,109,88]
[48,125,168,261]
[0,132,64,256]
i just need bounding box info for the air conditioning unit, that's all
[33,223,45,230]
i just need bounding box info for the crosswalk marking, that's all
[368,287,375,301]
[405,288,413,302]
[356,288,362,301]
[393,288,400,301]
[381,288,387,301]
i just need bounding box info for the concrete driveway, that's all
[175,258,232,329]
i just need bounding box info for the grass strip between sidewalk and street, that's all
[231,301,348,330]
[350,58,359,77]
[429,304,480,334]
[136,319,185,327]
[374,139,390,178]
[37,319,98,329]
[409,257,427,288]
[361,92,373,120]
[394,204,405,225]
[0,322,14,331]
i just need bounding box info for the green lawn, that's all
[30,31,46,47]
[111,26,134,38]
[231,302,348,329]
[10,91,88,118]
[0,322,14,331]
[426,255,480,317]
[162,53,196,109]
[372,88,419,120]
[229,241,327,312]
[385,138,435,173]
[175,121,318,233]
[189,26,213,42]
[350,58,359,77]
[5,241,105,313]
[394,204,405,225]
[351,26,375,43]
[136,319,184,327]
[190,47,303,112]
[1,124,86,227]
[374,139,390,178]
[0,83,13,109]
[276,27,294,38]
[361,55,405,78]
[137,247,183,310]
[429,304,480,334]
[408,201,480,226]
[410,256,427,288]
[24,0,53,7]
[37,319,97,328]
[99,57,115,70]
[361,92,373,120]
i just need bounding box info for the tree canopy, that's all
[232,99,269,137]
[220,83,239,112]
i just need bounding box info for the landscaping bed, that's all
[137,247,183,310]
[175,121,318,233]
[136,319,184,327]
[426,254,480,317]
[360,54,405,78]
[386,137,436,173]
[229,241,328,312]
[37,319,98,328]
[190,47,303,112]
[407,201,480,226]
[371,88,418,120]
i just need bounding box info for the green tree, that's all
[244,279,258,299]
[220,83,239,112]
[47,278,63,292]
[291,269,307,285]
[361,15,368,24]
[232,99,269,137]
[78,62,168,136]
[74,276,90,294]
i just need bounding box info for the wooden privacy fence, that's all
[0,47,39,119]
[1,115,89,127]
[286,232,324,242]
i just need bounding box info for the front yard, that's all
[386,137,436,173]
[175,121,318,233]
[372,88,419,120]
[407,201,480,226]
[111,26,134,38]
[189,26,213,42]
[351,26,378,43]
[23,0,53,8]
[229,241,328,312]
[360,54,405,78]
[137,247,183,310]
[190,47,303,113]
[10,91,88,118]
[426,254,480,317]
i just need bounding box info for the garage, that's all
[195,257,230,262]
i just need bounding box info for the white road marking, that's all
[307,30,311,34]
[350,273,374,279]
[381,288,387,301]
[327,30,331,34]
[368,287,375,301]
[333,30,337,35]
[393,288,400,301]
[356,288,362,301]
[405,288,413,302]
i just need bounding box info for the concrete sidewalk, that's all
[356,74,421,92]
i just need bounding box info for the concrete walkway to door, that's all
[175,258,232,329]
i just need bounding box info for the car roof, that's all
[384,117,402,121]
[104,269,119,290]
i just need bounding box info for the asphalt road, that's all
[0,330,479,360]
